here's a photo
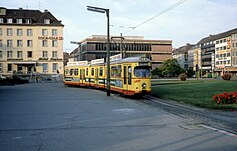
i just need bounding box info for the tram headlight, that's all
[142,83,146,89]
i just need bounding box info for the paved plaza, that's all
[0,83,236,151]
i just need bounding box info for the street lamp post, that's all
[87,6,110,96]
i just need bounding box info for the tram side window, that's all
[74,69,78,75]
[65,69,69,75]
[70,69,74,75]
[99,67,103,76]
[111,65,122,77]
[91,68,94,76]
[134,66,150,77]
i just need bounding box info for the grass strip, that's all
[151,80,237,110]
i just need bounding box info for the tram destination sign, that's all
[139,62,149,66]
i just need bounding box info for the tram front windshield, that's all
[134,66,151,77]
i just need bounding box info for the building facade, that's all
[73,35,172,69]
[173,43,194,70]
[231,33,237,69]
[0,7,64,76]
[186,28,237,76]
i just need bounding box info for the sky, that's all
[2,0,237,52]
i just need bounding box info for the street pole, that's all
[120,33,123,58]
[106,9,110,96]
[87,6,110,96]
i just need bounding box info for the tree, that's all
[152,59,184,78]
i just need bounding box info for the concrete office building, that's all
[71,35,172,69]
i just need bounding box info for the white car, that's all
[0,75,7,80]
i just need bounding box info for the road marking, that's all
[12,136,22,140]
[112,108,135,113]
[200,124,237,138]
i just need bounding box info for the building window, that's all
[52,51,57,58]
[17,51,22,58]
[42,29,48,36]
[0,40,2,47]
[17,40,23,47]
[52,63,58,72]
[27,40,33,47]
[52,29,58,36]
[0,18,3,23]
[0,51,2,58]
[43,51,48,58]
[27,51,32,58]
[42,40,48,47]
[27,29,33,36]
[16,19,23,24]
[7,40,13,47]
[52,40,58,47]
[8,64,12,72]
[0,28,2,35]
[7,28,13,36]
[44,19,50,24]
[17,29,23,36]
[227,53,230,57]
[25,19,31,24]
[7,18,13,23]
[43,63,48,72]
[0,63,2,72]
[7,51,13,58]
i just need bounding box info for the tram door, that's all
[80,69,83,85]
[95,68,99,87]
[83,69,85,84]
[123,65,132,93]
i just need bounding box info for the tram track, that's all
[141,95,237,135]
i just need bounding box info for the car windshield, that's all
[134,66,151,77]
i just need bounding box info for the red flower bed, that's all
[213,91,237,104]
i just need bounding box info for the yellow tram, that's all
[64,54,151,96]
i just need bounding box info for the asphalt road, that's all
[0,83,236,151]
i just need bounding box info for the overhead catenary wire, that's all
[123,0,189,35]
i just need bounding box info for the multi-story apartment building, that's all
[72,35,172,69]
[231,33,237,69]
[173,43,194,70]
[196,35,217,74]
[215,36,231,71]
[214,28,237,74]
[190,46,201,72]
[0,7,64,76]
